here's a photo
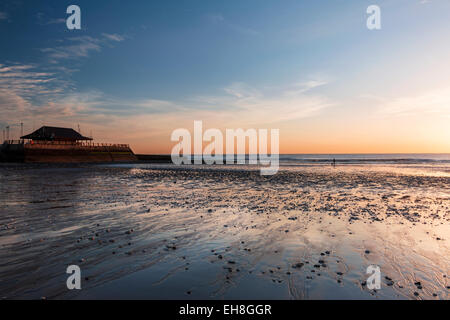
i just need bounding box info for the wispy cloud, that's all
[0,64,332,138]
[46,18,66,25]
[0,30,127,130]
[0,63,69,127]
[41,34,125,63]
[188,80,332,126]
[378,87,450,117]
[284,79,329,96]
[207,14,260,37]
[102,33,125,42]
[0,64,58,98]
[0,11,11,22]
[36,12,66,25]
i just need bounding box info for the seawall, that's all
[0,142,137,163]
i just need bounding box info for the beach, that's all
[0,162,449,299]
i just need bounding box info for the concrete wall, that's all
[0,142,137,163]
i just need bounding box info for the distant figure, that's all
[332,158,336,167]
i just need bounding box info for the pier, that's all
[0,126,137,163]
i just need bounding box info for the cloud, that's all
[102,33,125,42]
[36,12,65,25]
[0,63,80,130]
[0,12,7,21]
[378,87,450,117]
[41,36,102,61]
[46,18,66,25]
[0,65,332,134]
[207,14,260,36]
[208,14,225,24]
[223,82,261,99]
[0,56,331,145]
[41,34,125,63]
[284,79,329,97]
[0,89,29,114]
[188,80,332,126]
[0,64,59,99]
[0,30,126,131]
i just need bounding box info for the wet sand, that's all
[0,163,449,299]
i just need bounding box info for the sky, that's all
[0,0,449,154]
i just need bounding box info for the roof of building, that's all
[21,126,93,141]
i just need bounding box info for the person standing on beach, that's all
[332,158,336,167]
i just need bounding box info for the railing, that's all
[3,140,129,148]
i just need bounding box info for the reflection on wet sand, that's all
[0,164,448,299]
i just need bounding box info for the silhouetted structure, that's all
[21,126,92,142]
[1,125,136,163]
